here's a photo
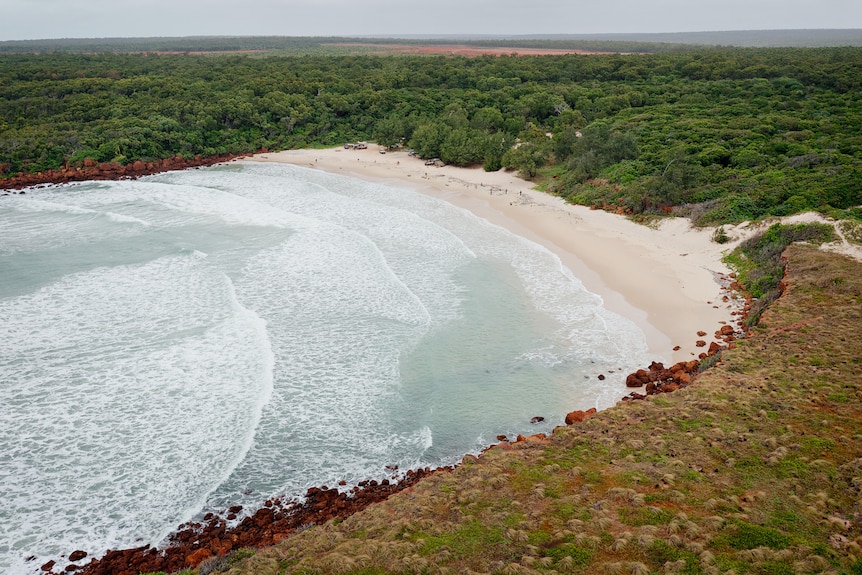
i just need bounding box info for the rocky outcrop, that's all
[621,358,703,400]
[565,407,597,425]
[55,467,440,575]
[0,153,246,191]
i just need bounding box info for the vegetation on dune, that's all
[726,222,836,327]
[2,46,861,225]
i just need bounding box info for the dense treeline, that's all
[1,47,861,224]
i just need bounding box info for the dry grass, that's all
[218,245,862,575]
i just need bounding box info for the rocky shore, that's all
[0,153,248,192]
[41,468,439,575]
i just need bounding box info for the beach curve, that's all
[246,146,743,365]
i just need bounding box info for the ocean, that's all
[0,161,652,573]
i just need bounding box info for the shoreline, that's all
[247,146,744,364]
[32,148,741,575]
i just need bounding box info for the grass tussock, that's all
[210,244,862,575]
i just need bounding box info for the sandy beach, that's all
[247,146,744,364]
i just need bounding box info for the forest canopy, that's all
[1,45,861,225]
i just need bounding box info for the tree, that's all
[502,143,547,179]
[440,128,481,166]
[470,107,504,133]
[565,122,638,182]
[410,121,449,159]
[373,117,404,148]
[482,132,514,172]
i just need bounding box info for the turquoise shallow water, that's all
[0,162,651,573]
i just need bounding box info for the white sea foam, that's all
[0,197,148,257]
[163,166,476,328]
[0,253,273,572]
[4,197,151,228]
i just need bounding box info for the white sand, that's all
[245,147,746,364]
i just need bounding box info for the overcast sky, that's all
[1,0,861,41]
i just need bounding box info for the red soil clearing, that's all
[330,43,614,56]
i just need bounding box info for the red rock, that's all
[2,153,243,191]
[625,373,644,387]
[185,548,211,567]
[656,369,674,381]
[597,374,605,380]
[565,407,596,424]
[695,340,707,347]
[697,330,707,336]
[40,560,55,571]
[69,550,88,562]
[524,433,548,443]
[253,507,274,528]
[663,382,680,392]
[673,345,681,351]
[708,341,722,355]
[65,462,441,575]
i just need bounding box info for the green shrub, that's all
[727,222,836,326]
[717,520,791,550]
